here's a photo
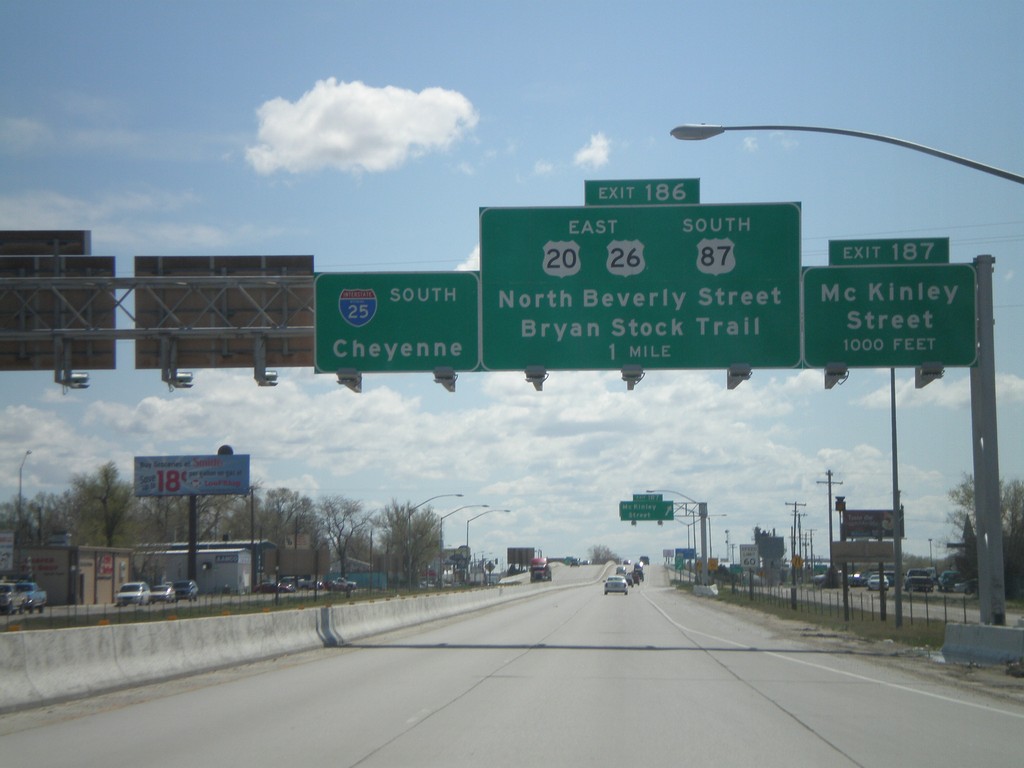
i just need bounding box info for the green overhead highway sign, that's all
[829,238,950,265]
[803,263,976,368]
[584,178,700,206]
[480,203,801,371]
[314,272,480,373]
[619,499,675,521]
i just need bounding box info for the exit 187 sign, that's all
[480,203,802,371]
[803,263,976,367]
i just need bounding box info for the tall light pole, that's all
[672,122,1016,625]
[407,493,462,589]
[17,450,31,544]
[438,504,488,588]
[466,509,509,583]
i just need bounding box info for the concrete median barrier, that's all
[942,623,1024,666]
[0,584,537,713]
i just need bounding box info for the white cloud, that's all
[573,132,610,169]
[246,79,479,175]
[456,246,480,272]
[0,117,54,152]
[742,137,759,152]
[533,160,554,175]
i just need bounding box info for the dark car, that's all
[904,575,934,593]
[326,578,356,595]
[173,579,199,601]
[937,570,961,592]
[255,581,293,594]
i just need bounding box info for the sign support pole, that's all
[971,255,1006,625]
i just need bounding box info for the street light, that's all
[671,121,1014,625]
[466,509,510,583]
[407,493,463,589]
[438,504,488,587]
[17,450,31,544]
[670,124,1024,185]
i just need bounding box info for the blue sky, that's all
[2,1,1022,566]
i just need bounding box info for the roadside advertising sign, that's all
[134,454,251,497]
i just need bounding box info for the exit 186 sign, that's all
[480,203,801,371]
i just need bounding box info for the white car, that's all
[865,573,890,591]
[604,575,629,595]
[116,581,151,606]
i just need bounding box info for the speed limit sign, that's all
[739,544,758,568]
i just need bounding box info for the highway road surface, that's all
[2,565,1021,767]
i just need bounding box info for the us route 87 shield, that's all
[338,288,377,327]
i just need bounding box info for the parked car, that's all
[937,570,961,592]
[150,583,177,603]
[255,581,292,594]
[326,578,356,595]
[0,583,26,615]
[604,575,629,595]
[953,578,978,595]
[903,568,935,592]
[848,571,867,587]
[116,581,151,606]
[15,582,47,613]
[173,579,199,601]
[866,573,890,591]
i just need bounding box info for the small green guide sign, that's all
[584,178,700,206]
[803,263,976,367]
[828,238,949,265]
[314,272,480,373]
[480,203,801,371]
[619,499,675,521]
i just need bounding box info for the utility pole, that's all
[817,470,842,586]
[784,501,806,609]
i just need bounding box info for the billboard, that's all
[841,509,903,539]
[134,454,251,497]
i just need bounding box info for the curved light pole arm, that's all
[670,124,1024,185]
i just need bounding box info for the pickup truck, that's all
[0,583,26,615]
[15,581,47,613]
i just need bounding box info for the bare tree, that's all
[317,495,367,576]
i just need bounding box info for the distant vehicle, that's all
[624,572,634,586]
[903,569,935,592]
[953,578,977,595]
[0,583,26,615]
[530,557,552,582]
[848,572,867,587]
[150,583,177,603]
[15,582,47,613]
[640,555,650,565]
[255,581,294,594]
[632,563,644,583]
[326,578,356,595]
[116,582,151,606]
[173,579,199,601]
[866,573,890,591]
[937,570,961,592]
[604,575,629,595]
